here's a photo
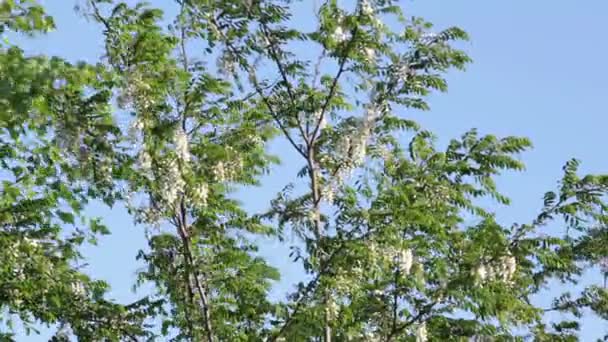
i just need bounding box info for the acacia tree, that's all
[3,0,608,341]
[0,1,158,340]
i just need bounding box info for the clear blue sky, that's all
[13,1,608,340]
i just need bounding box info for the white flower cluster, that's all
[174,128,190,163]
[124,74,155,111]
[475,254,517,284]
[395,63,412,82]
[129,117,145,139]
[320,183,337,204]
[212,158,243,182]
[416,322,428,342]
[397,248,414,275]
[191,182,209,207]
[332,25,348,43]
[71,281,86,297]
[326,298,340,320]
[160,159,185,207]
[314,109,327,130]
[218,55,236,75]
[137,149,152,170]
[368,243,415,276]
[360,0,374,16]
[363,47,376,61]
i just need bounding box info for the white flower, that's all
[321,185,335,204]
[501,255,517,281]
[360,0,374,16]
[23,237,39,248]
[416,322,428,342]
[314,109,327,130]
[364,47,376,61]
[174,128,190,163]
[476,264,488,281]
[160,159,184,206]
[309,210,320,223]
[12,264,24,280]
[352,142,366,165]
[137,150,152,170]
[365,103,382,124]
[219,56,236,75]
[332,26,348,43]
[192,182,209,206]
[397,248,413,275]
[213,161,227,182]
[396,63,411,81]
[421,32,438,43]
[71,281,85,296]
[128,117,145,138]
[326,299,339,320]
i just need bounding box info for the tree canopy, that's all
[1,0,608,341]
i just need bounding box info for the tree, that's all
[2,0,608,341]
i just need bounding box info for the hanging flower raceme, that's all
[416,322,428,342]
[174,128,190,163]
[359,0,374,16]
[396,248,414,275]
[499,255,517,282]
[137,149,152,170]
[313,109,326,130]
[332,25,348,43]
[474,253,517,285]
[363,47,376,61]
[191,182,209,207]
[475,264,488,281]
[71,281,86,297]
[128,117,145,139]
[326,297,340,320]
[159,158,185,208]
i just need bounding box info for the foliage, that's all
[1,0,607,341]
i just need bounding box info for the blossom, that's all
[360,0,374,16]
[23,237,39,248]
[321,184,336,204]
[213,161,227,182]
[332,26,348,43]
[174,128,190,163]
[397,248,413,275]
[71,281,85,296]
[326,298,339,320]
[416,322,428,342]
[128,117,145,138]
[314,109,327,130]
[192,182,209,206]
[137,150,152,170]
[475,264,488,281]
[500,255,517,281]
[364,47,376,61]
[160,159,185,206]
[218,56,236,75]
[395,63,412,81]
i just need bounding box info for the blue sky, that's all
[12,0,608,340]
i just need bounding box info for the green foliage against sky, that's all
[1,0,608,341]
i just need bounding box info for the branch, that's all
[259,24,310,147]
[270,228,375,341]
[183,4,308,159]
[310,26,360,143]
